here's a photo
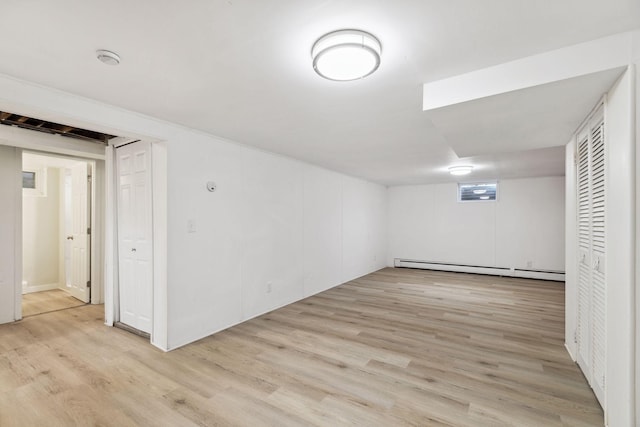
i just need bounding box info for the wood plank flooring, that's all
[0,268,603,426]
[22,289,86,317]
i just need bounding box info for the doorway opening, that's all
[21,152,94,317]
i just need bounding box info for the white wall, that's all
[388,177,565,271]
[22,167,60,292]
[166,135,387,349]
[603,67,635,427]
[0,145,20,323]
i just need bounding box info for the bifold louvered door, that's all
[576,106,605,406]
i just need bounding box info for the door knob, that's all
[131,248,137,252]
[67,236,74,240]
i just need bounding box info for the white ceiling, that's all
[426,67,627,158]
[1,0,638,185]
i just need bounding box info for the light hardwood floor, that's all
[22,289,86,317]
[0,268,603,426]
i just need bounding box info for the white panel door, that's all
[117,141,153,334]
[66,162,90,303]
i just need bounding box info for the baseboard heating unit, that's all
[394,259,565,282]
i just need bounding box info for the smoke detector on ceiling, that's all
[96,49,120,66]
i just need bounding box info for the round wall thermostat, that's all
[206,181,216,192]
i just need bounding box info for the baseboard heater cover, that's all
[394,259,565,282]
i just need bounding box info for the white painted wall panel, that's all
[166,140,387,349]
[22,167,60,290]
[240,149,305,319]
[0,145,19,323]
[495,177,565,271]
[432,183,496,266]
[342,176,387,282]
[389,177,564,271]
[602,68,634,427]
[303,166,342,297]
[386,185,435,265]
[166,136,245,346]
[388,182,496,267]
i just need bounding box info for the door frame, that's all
[105,138,168,350]
[0,92,167,350]
[15,149,103,313]
[21,151,96,304]
[0,123,108,320]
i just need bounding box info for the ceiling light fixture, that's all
[448,165,473,176]
[311,29,381,81]
[96,49,120,66]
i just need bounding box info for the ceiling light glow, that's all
[312,30,381,81]
[448,165,473,176]
[473,189,487,194]
[479,196,490,200]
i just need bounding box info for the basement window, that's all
[22,171,36,189]
[22,168,46,196]
[458,182,497,202]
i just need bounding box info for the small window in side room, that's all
[22,168,47,196]
[458,182,498,202]
[22,171,36,189]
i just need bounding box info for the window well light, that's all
[448,165,473,176]
[312,29,381,81]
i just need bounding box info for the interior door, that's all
[117,141,153,334]
[588,120,606,405]
[576,133,591,378]
[66,162,91,303]
[575,107,606,407]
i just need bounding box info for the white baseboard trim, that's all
[22,282,59,294]
[394,259,565,282]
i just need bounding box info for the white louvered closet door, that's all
[575,106,606,406]
[589,120,606,403]
[576,132,591,378]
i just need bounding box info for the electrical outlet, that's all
[526,260,532,269]
[267,281,272,293]
[187,219,196,233]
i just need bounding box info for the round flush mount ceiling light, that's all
[311,29,381,81]
[96,49,120,66]
[448,165,473,176]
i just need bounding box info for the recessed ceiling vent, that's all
[0,111,116,145]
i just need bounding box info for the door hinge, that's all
[87,227,91,235]
[86,281,91,288]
